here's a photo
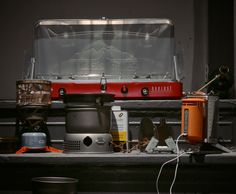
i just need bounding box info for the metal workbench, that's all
[0,99,236,193]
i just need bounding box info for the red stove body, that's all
[33,18,183,100]
[51,81,182,100]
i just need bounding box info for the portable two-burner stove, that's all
[33,18,183,100]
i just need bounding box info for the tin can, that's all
[16,80,51,106]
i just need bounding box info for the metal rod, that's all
[30,57,35,79]
[197,74,220,92]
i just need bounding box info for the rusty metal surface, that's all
[16,80,51,106]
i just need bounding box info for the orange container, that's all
[181,97,206,144]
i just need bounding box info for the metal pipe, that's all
[197,74,220,92]
[0,121,233,126]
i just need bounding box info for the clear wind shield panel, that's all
[33,19,175,81]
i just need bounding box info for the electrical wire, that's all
[156,134,191,194]
[156,151,187,194]
[169,134,185,194]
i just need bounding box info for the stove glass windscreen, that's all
[33,19,175,81]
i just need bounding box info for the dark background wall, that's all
[235,0,236,97]
[208,0,234,98]
[0,0,234,99]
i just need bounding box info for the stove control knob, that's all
[58,88,66,97]
[141,87,149,96]
[121,85,128,94]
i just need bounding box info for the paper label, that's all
[111,110,128,141]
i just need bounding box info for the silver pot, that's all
[32,177,78,194]
[64,94,114,134]
[66,106,111,133]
